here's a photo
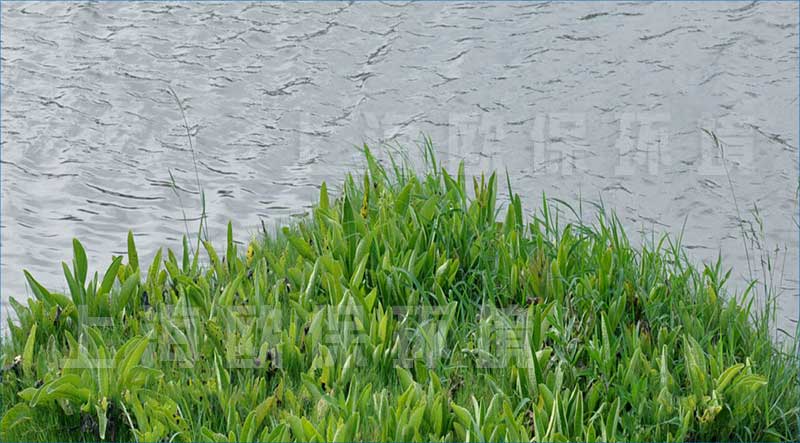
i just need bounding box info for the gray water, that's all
[2,2,798,334]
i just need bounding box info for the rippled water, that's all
[2,2,798,333]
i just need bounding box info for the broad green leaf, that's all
[0,404,34,441]
[127,231,139,271]
[72,238,88,286]
[22,323,37,378]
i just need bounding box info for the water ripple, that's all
[1,1,797,331]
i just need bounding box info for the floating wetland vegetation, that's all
[1,146,798,442]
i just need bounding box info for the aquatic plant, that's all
[1,145,798,442]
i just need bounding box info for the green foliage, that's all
[0,145,797,442]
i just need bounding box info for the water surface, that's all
[2,2,797,333]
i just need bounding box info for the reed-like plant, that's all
[1,144,797,442]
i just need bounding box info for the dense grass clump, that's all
[1,146,798,442]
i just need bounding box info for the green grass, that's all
[1,144,798,442]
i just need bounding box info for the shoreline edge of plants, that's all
[1,144,798,442]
